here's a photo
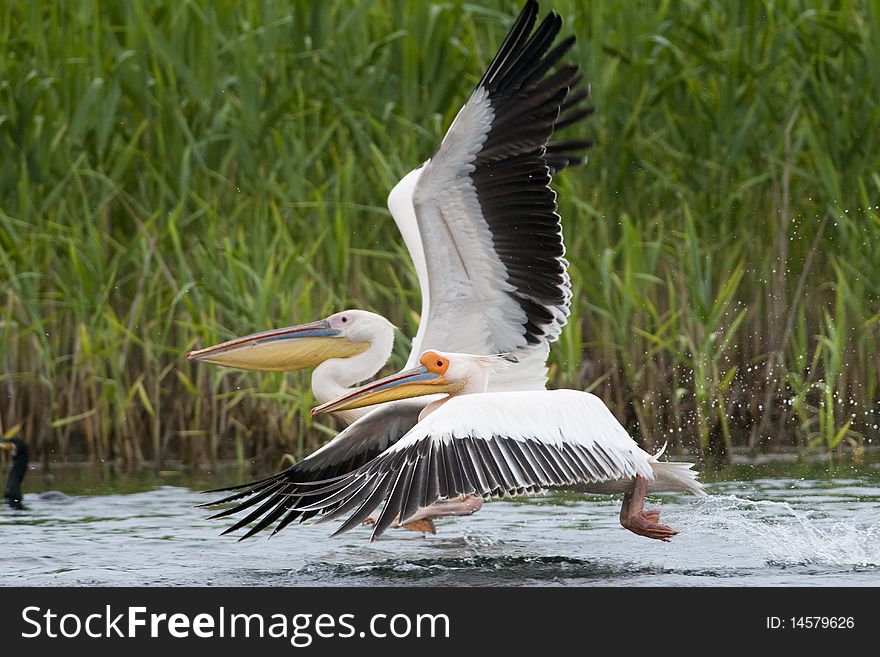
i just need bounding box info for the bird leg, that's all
[363,515,438,534]
[362,496,484,534]
[405,495,484,522]
[619,475,678,542]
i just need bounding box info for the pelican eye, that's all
[436,360,444,367]
[341,317,347,323]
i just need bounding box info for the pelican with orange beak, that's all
[301,350,705,541]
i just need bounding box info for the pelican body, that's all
[302,351,704,541]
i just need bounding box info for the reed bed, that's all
[1,0,878,472]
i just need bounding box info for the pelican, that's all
[298,350,704,541]
[2,438,28,510]
[197,0,592,536]
[186,0,591,420]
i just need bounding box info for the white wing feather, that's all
[298,390,703,538]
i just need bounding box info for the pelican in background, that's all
[299,350,704,541]
[196,0,593,536]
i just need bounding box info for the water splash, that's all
[675,493,880,568]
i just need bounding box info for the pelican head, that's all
[311,350,510,416]
[186,310,393,372]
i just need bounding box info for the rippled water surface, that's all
[3,456,880,586]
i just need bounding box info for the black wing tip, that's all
[467,0,592,345]
[200,482,251,494]
[205,508,235,520]
[198,466,296,497]
[521,0,540,15]
[545,138,594,173]
[330,524,350,538]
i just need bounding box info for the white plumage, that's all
[300,386,703,539]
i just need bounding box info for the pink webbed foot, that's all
[619,476,678,542]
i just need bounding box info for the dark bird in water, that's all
[2,438,28,510]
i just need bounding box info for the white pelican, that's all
[186,0,591,419]
[197,0,592,537]
[298,350,704,541]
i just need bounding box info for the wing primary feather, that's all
[330,474,395,538]
[493,12,561,92]
[478,0,539,89]
[558,442,590,481]
[399,448,434,524]
[238,493,297,540]
[207,480,286,522]
[449,437,479,496]
[485,438,520,490]
[435,440,451,499]
[216,481,287,534]
[503,438,540,485]
[372,464,412,536]
[297,473,371,512]
[472,437,504,495]
[488,436,528,489]
[518,439,551,484]
[559,86,592,114]
[519,35,577,89]
[461,436,491,496]
[267,497,302,536]
[536,440,572,484]
[198,477,279,508]
[314,476,381,525]
[445,438,467,493]
[390,453,420,517]
[425,441,441,503]
[201,470,282,495]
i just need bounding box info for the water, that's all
[2,456,880,586]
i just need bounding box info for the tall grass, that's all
[1,0,878,472]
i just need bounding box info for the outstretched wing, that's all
[388,0,592,392]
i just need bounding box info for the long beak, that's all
[186,320,369,372]
[311,365,465,416]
